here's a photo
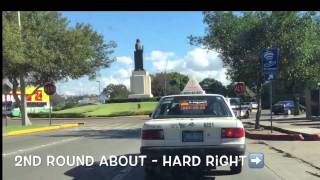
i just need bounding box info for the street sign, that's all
[261,48,279,81]
[234,82,246,96]
[44,83,56,95]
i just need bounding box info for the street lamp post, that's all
[164,59,168,96]
[96,81,101,103]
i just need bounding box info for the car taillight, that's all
[221,128,244,138]
[142,129,164,140]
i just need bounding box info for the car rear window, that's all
[153,96,233,119]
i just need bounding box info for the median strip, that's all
[4,124,81,136]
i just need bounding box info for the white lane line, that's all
[3,137,82,157]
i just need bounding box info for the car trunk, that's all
[145,117,237,147]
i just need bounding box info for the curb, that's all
[245,131,304,141]
[4,123,81,136]
[303,134,320,141]
[244,122,320,141]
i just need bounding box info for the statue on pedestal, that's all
[134,39,144,71]
[129,38,153,98]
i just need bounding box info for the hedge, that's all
[28,113,86,118]
[106,97,160,103]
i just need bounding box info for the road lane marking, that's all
[3,137,82,157]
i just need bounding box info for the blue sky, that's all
[57,12,229,96]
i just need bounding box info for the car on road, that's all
[241,102,252,112]
[140,94,246,177]
[272,100,294,115]
[226,98,250,119]
[2,101,14,116]
[250,102,258,109]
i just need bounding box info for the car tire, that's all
[286,109,291,115]
[230,163,242,174]
[245,111,250,118]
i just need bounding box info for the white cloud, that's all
[116,56,133,65]
[146,50,175,61]
[114,68,132,79]
[148,48,230,85]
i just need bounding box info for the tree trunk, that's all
[255,83,262,129]
[12,78,21,108]
[20,73,32,126]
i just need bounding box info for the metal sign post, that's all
[261,48,279,133]
[234,82,246,120]
[49,95,52,126]
[44,82,56,126]
[5,94,8,127]
[270,81,273,133]
[239,96,241,121]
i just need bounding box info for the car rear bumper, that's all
[141,144,246,157]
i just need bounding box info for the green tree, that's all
[151,72,189,97]
[3,11,116,125]
[102,84,129,99]
[200,78,227,96]
[51,94,65,111]
[189,11,320,128]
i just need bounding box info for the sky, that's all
[57,12,230,96]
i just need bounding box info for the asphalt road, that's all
[3,117,320,180]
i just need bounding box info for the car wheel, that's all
[230,163,242,174]
[286,109,291,115]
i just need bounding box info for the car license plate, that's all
[182,131,203,142]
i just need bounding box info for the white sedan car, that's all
[140,94,246,177]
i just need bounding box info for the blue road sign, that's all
[248,153,264,168]
[261,48,278,81]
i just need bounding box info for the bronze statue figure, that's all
[134,39,144,71]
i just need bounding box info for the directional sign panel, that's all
[261,48,278,81]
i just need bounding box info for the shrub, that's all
[106,97,160,103]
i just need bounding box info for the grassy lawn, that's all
[54,102,158,117]
[3,125,47,133]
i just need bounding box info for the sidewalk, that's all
[242,115,320,141]
[261,140,320,169]
[243,114,320,140]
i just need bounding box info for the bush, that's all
[106,97,160,103]
[28,112,86,118]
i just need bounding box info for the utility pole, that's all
[164,59,168,96]
[96,81,101,103]
[96,81,101,95]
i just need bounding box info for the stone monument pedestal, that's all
[128,70,153,98]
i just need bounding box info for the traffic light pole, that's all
[239,97,241,121]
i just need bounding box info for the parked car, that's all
[226,98,250,119]
[2,101,14,116]
[272,100,294,115]
[241,102,252,112]
[250,102,258,109]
